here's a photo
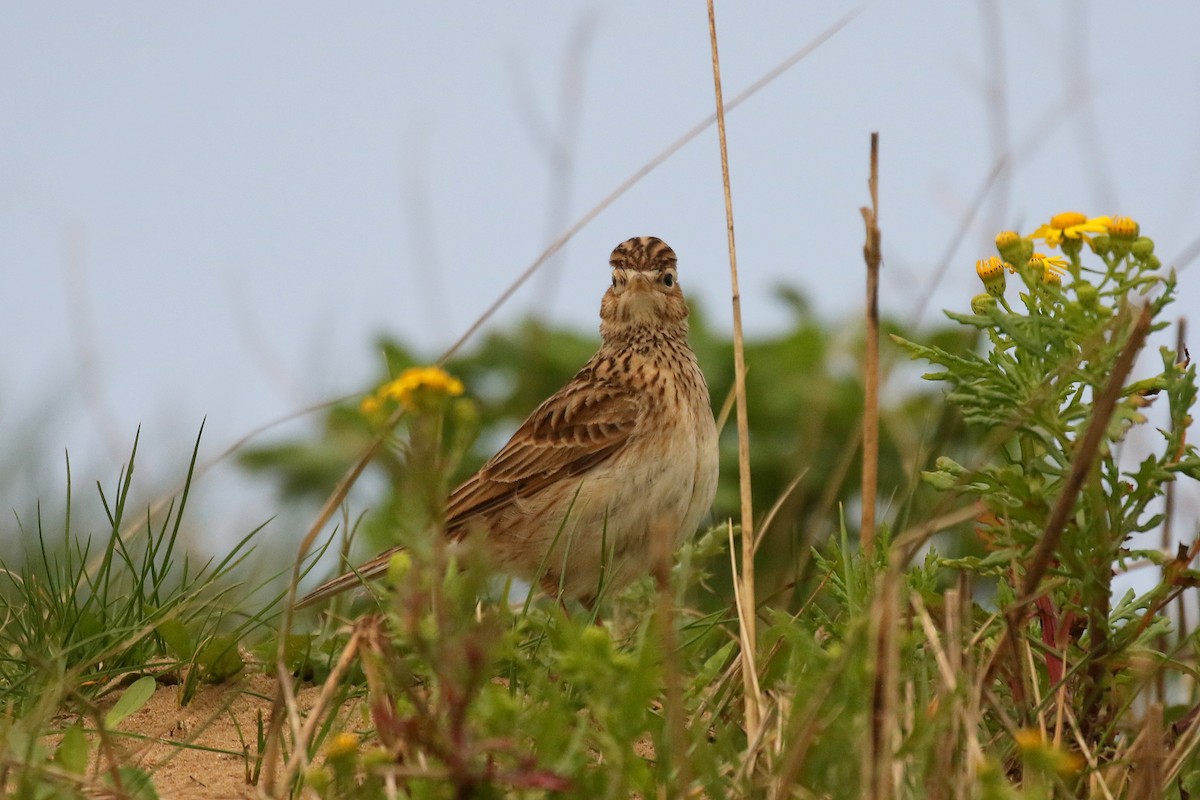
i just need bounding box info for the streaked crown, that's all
[609,236,677,273]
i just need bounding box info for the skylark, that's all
[300,236,719,608]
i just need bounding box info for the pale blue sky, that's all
[3,2,1200,547]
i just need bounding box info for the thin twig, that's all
[860,133,882,556]
[706,0,761,743]
[861,139,898,799]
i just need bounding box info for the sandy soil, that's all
[69,671,336,800]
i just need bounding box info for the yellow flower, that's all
[1107,216,1139,240]
[1029,253,1068,285]
[1013,728,1043,750]
[378,366,465,410]
[1013,728,1085,776]
[360,394,383,416]
[1029,212,1111,248]
[325,732,360,761]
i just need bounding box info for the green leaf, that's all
[197,634,245,683]
[54,722,89,775]
[104,765,160,800]
[105,675,157,729]
[155,619,193,659]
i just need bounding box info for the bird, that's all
[299,236,719,608]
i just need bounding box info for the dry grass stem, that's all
[707,0,762,743]
[860,132,882,556]
[274,620,373,795]
[867,567,901,800]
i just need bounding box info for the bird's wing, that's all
[297,370,639,609]
[445,375,640,530]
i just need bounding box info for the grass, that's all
[0,424,282,798]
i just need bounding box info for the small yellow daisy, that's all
[1029,212,1111,248]
[1029,253,1069,285]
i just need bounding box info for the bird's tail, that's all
[295,546,404,609]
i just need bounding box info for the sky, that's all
[3,2,1200,555]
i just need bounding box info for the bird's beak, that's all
[625,271,654,293]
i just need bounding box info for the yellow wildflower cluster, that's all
[975,213,1154,304]
[362,366,465,417]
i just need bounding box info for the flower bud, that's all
[304,766,332,793]
[1107,216,1139,241]
[1089,235,1111,256]
[971,293,997,315]
[1074,281,1098,308]
[1107,217,1137,259]
[1130,236,1155,258]
[995,231,1032,265]
[387,551,413,584]
[975,256,1007,298]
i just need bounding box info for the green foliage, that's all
[0,427,276,798]
[892,220,1200,794]
[0,427,270,713]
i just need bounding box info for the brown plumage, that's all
[299,236,719,608]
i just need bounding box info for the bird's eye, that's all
[662,273,675,288]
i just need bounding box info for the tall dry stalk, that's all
[861,134,894,800]
[706,0,761,743]
[860,133,882,556]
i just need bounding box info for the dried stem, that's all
[861,134,895,800]
[867,567,900,800]
[706,0,760,742]
[860,133,882,556]
[1020,304,1152,598]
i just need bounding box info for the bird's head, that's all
[600,236,690,340]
